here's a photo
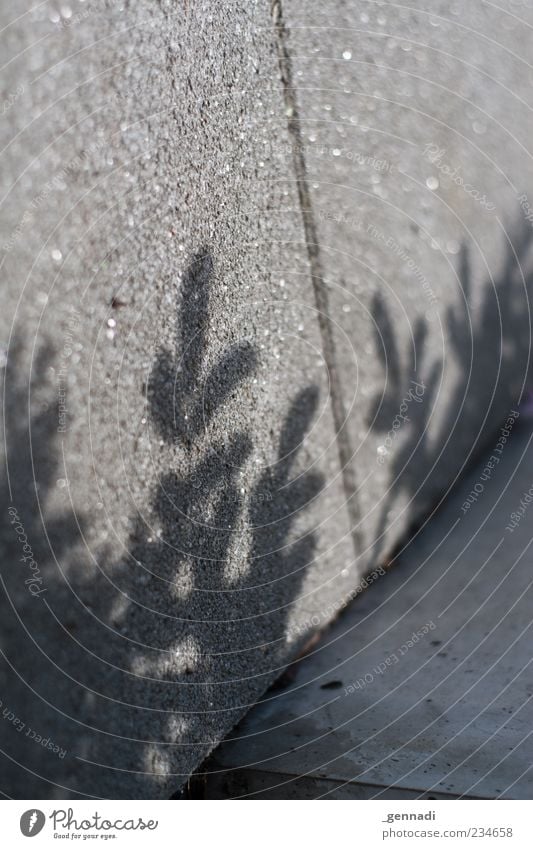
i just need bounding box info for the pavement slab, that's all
[207,418,533,799]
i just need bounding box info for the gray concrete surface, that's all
[0,0,357,798]
[207,419,533,799]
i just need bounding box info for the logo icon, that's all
[20,810,45,837]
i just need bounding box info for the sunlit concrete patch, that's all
[207,422,533,799]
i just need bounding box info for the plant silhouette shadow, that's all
[366,219,533,564]
[0,248,323,799]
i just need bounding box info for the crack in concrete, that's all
[271,0,363,559]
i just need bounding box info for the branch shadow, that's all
[367,219,533,564]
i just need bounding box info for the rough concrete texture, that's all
[207,420,533,800]
[0,0,358,798]
[1,0,533,801]
[278,0,533,569]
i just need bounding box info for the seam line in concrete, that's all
[271,0,362,558]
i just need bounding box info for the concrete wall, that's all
[0,0,532,798]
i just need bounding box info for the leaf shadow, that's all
[367,219,533,564]
[0,247,324,799]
